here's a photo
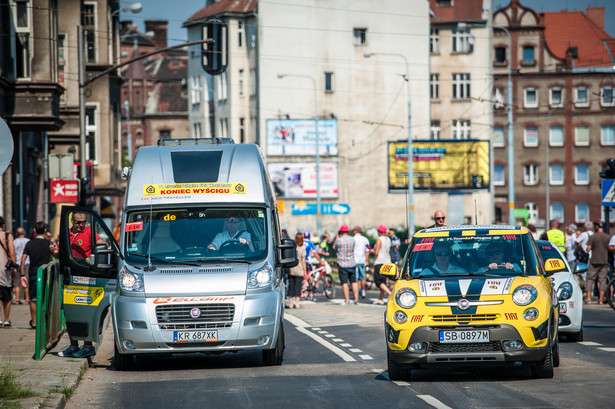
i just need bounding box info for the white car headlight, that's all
[248,263,273,289]
[395,288,417,309]
[557,282,573,301]
[120,268,144,292]
[512,284,537,306]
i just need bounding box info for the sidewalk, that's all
[0,302,87,409]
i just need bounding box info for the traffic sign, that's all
[0,117,14,175]
[291,202,317,215]
[291,202,351,216]
[321,203,350,215]
[602,179,615,206]
[50,179,79,203]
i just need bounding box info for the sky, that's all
[127,0,615,46]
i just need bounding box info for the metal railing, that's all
[33,260,66,360]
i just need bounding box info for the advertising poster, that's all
[268,162,338,199]
[388,140,490,191]
[266,119,338,156]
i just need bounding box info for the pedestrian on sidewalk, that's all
[370,224,392,305]
[585,220,611,304]
[333,224,358,304]
[352,226,370,299]
[12,227,29,305]
[0,216,17,328]
[429,210,447,228]
[287,233,306,309]
[20,221,56,330]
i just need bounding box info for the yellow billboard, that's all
[388,140,490,191]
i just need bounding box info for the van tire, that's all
[263,322,284,366]
[114,342,135,371]
[387,349,410,381]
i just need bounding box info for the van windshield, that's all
[124,207,268,264]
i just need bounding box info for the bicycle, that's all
[302,261,336,299]
[603,266,615,310]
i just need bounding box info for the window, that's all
[325,72,334,92]
[494,165,505,186]
[524,164,538,185]
[601,125,615,145]
[451,119,470,139]
[493,88,505,110]
[430,121,440,140]
[83,3,97,63]
[238,21,244,47]
[239,117,245,143]
[159,130,171,140]
[550,87,563,107]
[575,86,589,107]
[58,34,66,101]
[549,164,564,185]
[452,27,472,53]
[574,125,589,146]
[193,122,202,139]
[524,126,538,147]
[191,76,202,105]
[601,86,614,106]
[525,202,538,223]
[16,0,29,27]
[524,87,538,108]
[239,70,244,96]
[575,164,589,185]
[452,73,470,99]
[494,47,506,64]
[551,203,564,221]
[85,105,98,162]
[15,33,30,78]
[250,69,256,96]
[522,46,534,64]
[549,126,564,146]
[603,206,615,223]
[217,72,228,101]
[493,127,505,147]
[575,203,589,222]
[430,74,439,99]
[430,28,439,54]
[353,28,367,45]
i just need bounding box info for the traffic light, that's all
[201,18,228,75]
[79,177,96,208]
[599,158,615,179]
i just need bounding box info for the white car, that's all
[536,240,584,341]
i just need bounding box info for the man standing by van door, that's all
[334,224,358,304]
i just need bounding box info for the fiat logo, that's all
[190,308,201,318]
[457,299,470,310]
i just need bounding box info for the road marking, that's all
[325,334,335,338]
[285,314,355,362]
[418,395,453,409]
[598,347,615,352]
[318,330,328,334]
[312,327,321,330]
[393,381,410,386]
[578,341,602,346]
[359,354,373,360]
[285,314,310,328]
[332,338,344,342]
[341,343,353,347]
[349,348,363,353]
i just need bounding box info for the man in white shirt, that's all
[353,226,370,299]
[208,217,253,251]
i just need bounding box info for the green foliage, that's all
[0,364,37,405]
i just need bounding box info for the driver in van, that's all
[208,217,253,251]
[427,242,466,275]
[483,242,520,271]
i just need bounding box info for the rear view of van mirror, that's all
[278,238,299,268]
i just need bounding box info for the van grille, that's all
[431,314,499,323]
[156,303,235,329]
[430,341,501,353]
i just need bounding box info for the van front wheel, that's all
[263,322,284,366]
[113,342,135,371]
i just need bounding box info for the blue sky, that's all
[129,0,615,46]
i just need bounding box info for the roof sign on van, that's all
[143,183,246,198]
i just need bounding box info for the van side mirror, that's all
[91,243,115,272]
[278,238,298,268]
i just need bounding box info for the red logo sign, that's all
[50,179,79,203]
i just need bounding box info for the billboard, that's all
[388,140,490,191]
[268,162,338,199]
[266,119,338,156]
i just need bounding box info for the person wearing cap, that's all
[370,224,392,305]
[539,219,565,253]
[333,224,358,304]
[585,220,611,304]
[565,224,578,272]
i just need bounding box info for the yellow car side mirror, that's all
[380,263,398,278]
[544,258,566,275]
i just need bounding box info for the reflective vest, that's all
[546,229,565,252]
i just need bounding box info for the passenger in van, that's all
[483,242,521,272]
[425,242,466,275]
[207,217,253,251]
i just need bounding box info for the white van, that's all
[58,138,298,370]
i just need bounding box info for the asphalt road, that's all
[64,296,615,409]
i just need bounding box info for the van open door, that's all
[58,206,120,344]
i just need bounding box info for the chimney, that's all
[586,7,604,30]
[145,20,168,48]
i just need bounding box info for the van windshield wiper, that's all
[127,252,200,267]
[184,258,252,265]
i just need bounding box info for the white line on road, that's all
[341,343,353,348]
[359,354,373,360]
[578,341,602,346]
[598,347,615,352]
[349,348,363,353]
[417,395,453,409]
[285,314,356,362]
[332,338,344,342]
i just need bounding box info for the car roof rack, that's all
[157,137,235,146]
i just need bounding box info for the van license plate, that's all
[559,302,567,313]
[439,330,489,343]
[174,330,218,342]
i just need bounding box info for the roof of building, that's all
[543,9,615,68]
[429,0,484,24]
[185,0,257,26]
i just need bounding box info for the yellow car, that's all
[380,225,563,380]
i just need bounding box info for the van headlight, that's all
[248,263,273,289]
[557,282,573,301]
[395,288,417,309]
[512,284,537,306]
[120,268,144,292]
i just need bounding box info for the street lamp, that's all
[363,51,414,236]
[112,2,143,16]
[459,22,514,224]
[277,73,322,235]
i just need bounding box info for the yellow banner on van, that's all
[63,285,105,306]
[143,183,247,196]
[388,140,489,191]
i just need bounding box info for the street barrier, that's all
[34,260,66,360]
